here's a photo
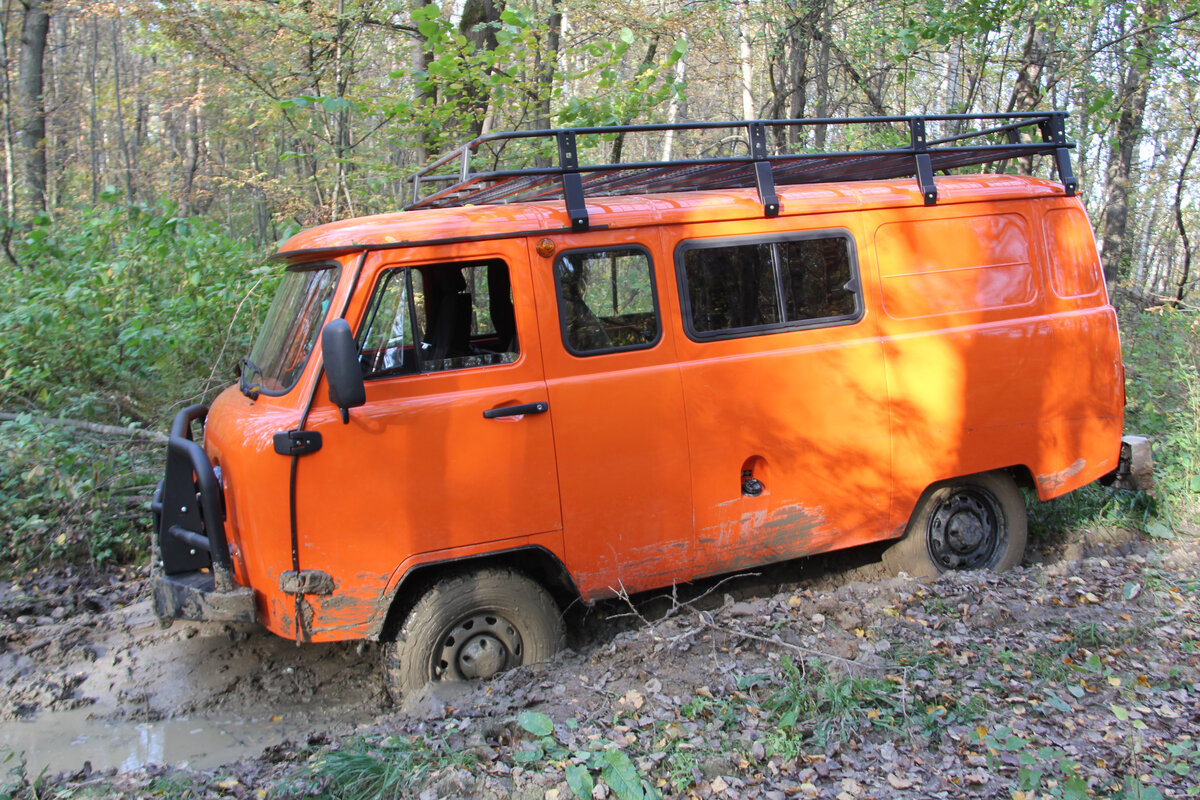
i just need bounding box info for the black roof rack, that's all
[406,112,1077,232]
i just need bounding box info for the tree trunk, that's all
[180,74,201,215]
[1100,7,1161,283]
[458,0,504,137]
[1,0,18,223]
[738,0,755,120]
[111,18,136,201]
[17,0,49,214]
[659,33,687,161]
[532,0,563,167]
[533,0,562,131]
[611,35,659,164]
[87,14,99,204]
[1174,126,1199,305]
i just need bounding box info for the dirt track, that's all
[2,527,1197,798]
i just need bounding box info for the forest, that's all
[0,0,1198,570]
[1,2,1200,798]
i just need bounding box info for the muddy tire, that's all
[883,471,1027,579]
[381,568,565,702]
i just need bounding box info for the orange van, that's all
[152,113,1144,697]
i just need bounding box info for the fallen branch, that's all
[0,412,168,444]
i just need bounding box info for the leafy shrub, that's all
[0,195,274,570]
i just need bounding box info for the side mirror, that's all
[321,319,366,423]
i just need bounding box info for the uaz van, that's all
[152,113,1147,697]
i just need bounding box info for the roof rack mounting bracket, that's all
[748,122,780,218]
[557,131,590,232]
[909,117,937,206]
[1041,112,1078,197]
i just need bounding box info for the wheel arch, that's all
[369,545,580,642]
[899,465,1034,532]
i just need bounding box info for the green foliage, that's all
[515,710,661,800]
[0,749,43,800]
[289,735,476,800]
[1,196,264,416]
[0,198,269,571]
[0,414,148,567]
[759,656,898,756]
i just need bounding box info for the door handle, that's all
[483,401,549,419]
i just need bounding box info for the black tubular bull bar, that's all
[151,404,256,624]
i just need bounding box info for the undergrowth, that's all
[0,196,271,570]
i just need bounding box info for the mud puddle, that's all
[2,706,304,774]
[0,574,384,776]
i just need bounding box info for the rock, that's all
[728,602,758,617]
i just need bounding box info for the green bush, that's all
[0,195,268,418]
[0,196,273,570]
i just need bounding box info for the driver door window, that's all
[358,260,519,377]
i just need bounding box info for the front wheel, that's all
[381,568,565,702]
[883,471,1027,579]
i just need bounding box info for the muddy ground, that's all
[1,526,1197,798]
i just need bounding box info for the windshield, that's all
[243,263,340,396]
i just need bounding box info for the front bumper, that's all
[152,404,256,625]
[152,570,257,624]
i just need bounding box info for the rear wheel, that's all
[382,568,565,701]
[883,471,1027,579]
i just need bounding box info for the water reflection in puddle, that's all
[1,707,299,774]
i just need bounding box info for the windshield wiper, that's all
[238,357,264,400]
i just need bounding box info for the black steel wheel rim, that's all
[433,613,524,681]
[926,486,1006,571]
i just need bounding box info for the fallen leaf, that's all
[621,690,644,710]
[886,773,914,789]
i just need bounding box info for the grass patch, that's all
[757,656,902,757]
[281,735,476,800]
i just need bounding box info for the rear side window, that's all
[677,231,860,339]
[554,247,661,355]
[1043,208,1102,299]
[358,260,519,377]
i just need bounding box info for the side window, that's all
[554,247,661,355]
[358,260,519,377]
[678,231,860,338]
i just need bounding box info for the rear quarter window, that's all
[1042,207,1102,299]
[875,213,1036,320]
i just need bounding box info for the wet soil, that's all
[2,524,1195,798]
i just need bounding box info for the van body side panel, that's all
[872,198,1123,531]
[667,215,894,575]
[272,244,564,641]
[533,230,694,602]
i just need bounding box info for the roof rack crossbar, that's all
[406,113,1078,216]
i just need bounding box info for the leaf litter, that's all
[1,530,1197,799]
